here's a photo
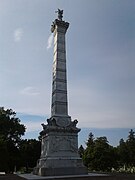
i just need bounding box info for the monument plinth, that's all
[33,9,87,176]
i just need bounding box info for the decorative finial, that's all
[55,9,63,21]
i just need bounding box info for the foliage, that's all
[0,135,9,172]
[0,107,25,144]
[83,134,118,171]
[117,138,129,166]
[117,129,135,167]
[19,139,41,172]
[82,132,95,169]
[126,129,135,166]
[0,107,41,172]
[0,107,26,172]
[78,145,85,158]
[0,107,41,173]
[81,129,135,173]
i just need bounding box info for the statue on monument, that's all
[55,9,63,21]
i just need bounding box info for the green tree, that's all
[117,138,129,166]
[78,145,85,158]
[0,107,25,172]
[19,139,41,172]
[0,135,9,172]
[83,133,118,172]
[117,129,135,168]
[126,129,135,166]
[92,137,117,171]
[83,132,95,168]
[86,132,95,147]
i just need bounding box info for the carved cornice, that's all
[40,118,80,136]
[51,19,69,33]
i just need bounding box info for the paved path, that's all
[19,173,109,180]
[1,173,135,180]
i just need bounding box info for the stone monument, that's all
[33,9,87,176]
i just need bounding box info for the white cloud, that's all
[20,86,40,96]
[69,85,135,129]
[47,34,53,49]
[14,28,23,42]
[24,121,43,132]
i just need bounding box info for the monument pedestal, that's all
[33,117,87,176]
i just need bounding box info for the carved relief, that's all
[56,117,70,127]
[69,136,78,153]
[50,136,60,153]
[41,136,49,157]
[49,135,78,153]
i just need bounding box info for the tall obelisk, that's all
[51,9,71,126]
[33,9,87,176]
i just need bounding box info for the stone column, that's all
[51,19,69,117]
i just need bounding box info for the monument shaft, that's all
[51,19,69,117]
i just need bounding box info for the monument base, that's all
[34,166,87,176]
[33,157,87,176]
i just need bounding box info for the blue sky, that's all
[0,0,135,146]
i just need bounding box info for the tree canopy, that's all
[0,107,25,143]
[80,129,135,173]
[0,107,41,173]
[0,107,26,172]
